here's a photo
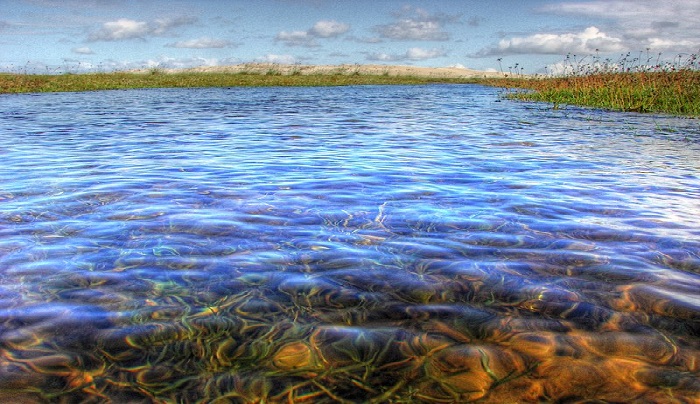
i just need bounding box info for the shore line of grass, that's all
[2,68,698,117]
[484,71,700,117]
[0,71,484,94]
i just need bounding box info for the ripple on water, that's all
[0,85,699,402]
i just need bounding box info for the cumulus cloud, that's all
[373,6,459,41]
[309,20,350,38]
[276,30,316,47]
[646,37,699,51]
[141,57,218,70]
[477,26,624,56]
[276,19,350,47]
[541,0,700,52]
[352,36,383,44]
[255,54,297,64]
[543,0,674,21]
[14,55,241,74]
[472,1,698,60]
[88,18,149,41]
[406,47,447,59]
[166,37,233,49]
[138,56,245,70]
[88,16,197,41]
[151,17,197,35]
[72,46,94,55]
[367,47,446,62]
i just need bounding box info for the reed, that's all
[484,52,700,116]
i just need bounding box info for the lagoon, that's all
[1,85,699,402]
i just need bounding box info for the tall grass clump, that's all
[487,51,700,117]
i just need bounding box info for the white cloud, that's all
[406,47,446,60]
[543,0,677,21]
[256,54,297,64]
[276,19,350,47]
[479,26,624,56]
[373,7,459,41]
[367,47,446,62]
[141,56,229,69]
[541,0,700,53]
[89,18,149,41]
[352,36,383,44]
[366,52,396,62]
[377,20,446,41]
[647,37,699,51]
[72,46,94,55]
[151,17,197,35]
[6,55,244,74]
[472,1,698,61]
[88,16,197,41]
[276,30,316,47]
[309,20,350,38]
[166,37,233,49]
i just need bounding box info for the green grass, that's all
[3,57,698,117]
[482,52,700,117]
[483,71,700,117]
[0,71,481,94]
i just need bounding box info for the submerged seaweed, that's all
[0,85,699,402]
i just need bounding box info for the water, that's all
[0,85,699,403]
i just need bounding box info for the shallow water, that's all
[0,85,699,403]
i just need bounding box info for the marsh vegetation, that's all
[0,69,480,94]
[488,51,700,117]
[2,52,699,117]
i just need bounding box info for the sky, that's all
[1,0,698,74]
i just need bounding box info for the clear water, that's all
[0,85,699,403]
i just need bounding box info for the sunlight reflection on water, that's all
[0,85,699,402]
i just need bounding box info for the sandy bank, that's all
[137,63,506,79]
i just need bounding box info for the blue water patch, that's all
[0,85,699,402]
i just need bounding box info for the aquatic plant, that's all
[486,51,700,116]
[1,84,699,402]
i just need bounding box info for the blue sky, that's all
[1,0,698,74]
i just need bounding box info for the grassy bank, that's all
[486,71,700,117]
[482,51,700,117]
[0,70,480,94]
[3,64,698,117]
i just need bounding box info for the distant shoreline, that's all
[1,66,502,94]
[129,63,507,79]
[4,64,694,117]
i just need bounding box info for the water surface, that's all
[1,85,699,402]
